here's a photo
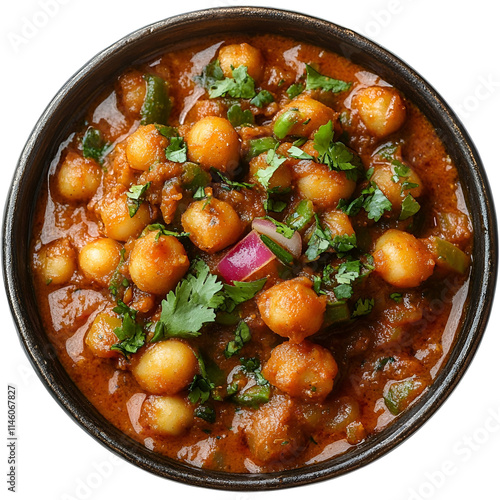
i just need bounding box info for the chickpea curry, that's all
[31,34,472,473]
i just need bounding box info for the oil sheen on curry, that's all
[31,34,472,473]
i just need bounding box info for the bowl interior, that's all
[3,6,497,490]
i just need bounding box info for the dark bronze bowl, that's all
[2,6,497,490]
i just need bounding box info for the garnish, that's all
[82,126,110,165]
[164,136,187,163]
[305,64,351,93]
[286,82,305,99]
[254,148,287,189]
[188,351,215,404]
[151,260,224,341]
[141,74,171,125]
[400,194,421,220]
[351,298,375,318]
[227,103,254,127]
[196,62,257,99]
[338,182,392,222]
[126,182,150,218]
[110,301,145,357]
[250,90,274,108]
[210,168,255,191]
[224,321,251,358]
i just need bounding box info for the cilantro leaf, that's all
[126,182,150,218]
[339,182,392,222]
[145,223,190,240]
[254,148,287,189]
[210,168,255,191]
[222,278,267,311]
[250,89,274,108]
[152,260,224,341]
[207,65,256,99]
[82,126,110,165]
[224,321,252,358]
[352,298,375,318]
[389,292,403,303]
[188,352,215,405]
[110,301,145,357]
[313,122,361,180]
[400,194,421,220]
[227,103,254,127]
[193,60,224,91]
[261,216,295,239]
[287,145,315,160]
[305,64,351,93]
[165,136,187,163]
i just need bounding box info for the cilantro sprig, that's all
[305,64,351,93]
[110,301,146,357]
[338,182,392,222]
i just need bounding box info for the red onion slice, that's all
[251,218,302,259]
[218,230,276,283]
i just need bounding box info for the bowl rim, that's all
[3,5,498,491]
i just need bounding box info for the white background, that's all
[1,1,499,499]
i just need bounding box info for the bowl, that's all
[2,6,497,490]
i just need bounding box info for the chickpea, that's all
[118,70,147,116]
[186,116,240,174]
[78,238,123,286]
[125,124,168,171]
[129,231,189,295]
[373,229,435,287]
[245,396,306,463]
[37,238,76,285]
[181,198,243,254]
[263,340,338,401]
[321,210,355,239]
[257,277,327,343]
[352,86,406,138]
[295,162,356,209]
[370,163,423,211]
[141,396,194,436]
[56,152,101,202]
[85,313,121,358]
[218,43,265,82]
[101,194,152,241]
[132,340,198,395]
[273,95,335,139]
[249,152,292,190]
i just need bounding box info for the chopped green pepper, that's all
[432,237,469,274]
[247,137,279,160]
[140,74,171,125]
[273,108,301,139]
[285,199,314,231]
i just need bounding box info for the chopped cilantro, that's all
[194,405,216,423]
[313,122,361,181]
[224,321,251,358]
[250,89,274,108]
[126,182,150,218]
[287,145,315,160]
[110,301,145,357]
[193,60,224,91]
[151,260,224,341]
[221,278,267,313]
[82,126,110,165]
[204,64,256,99]
[165,136,187,163]
[400,194,421,220]
[261,216,295,239]
[211,168,255,191]
[389,292,403,303]
[189,351,215,404]
[227,103,254,127]
[109,248,127,297]
[145,223,190,240]
[352,298,375,318]
[254,148,287,189]
[305,64,351,93]
[338,182,392,222]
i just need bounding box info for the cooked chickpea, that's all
[374,229,435,287]
[371,163,422,211]
[249,152,292,190]
[273,95,335,139]
[218,43,265,82]
[181,198,243,254]
[352,86,406,138]
[321,210,355,239]
[141,396,194,436]
[129,230,189,295]
[101,194,152,241]
[295,162,356,209]
[78,238,123,286]
[37,238,76,285]
[125,124,168,171]
[245,396,306,463]
[85,313,121,358]
[257,277,327,343]
[119,70,147,116]
[132,340,198,395]
[56,152,101,202]
[186,116,240,173]
[263,340,338,401]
